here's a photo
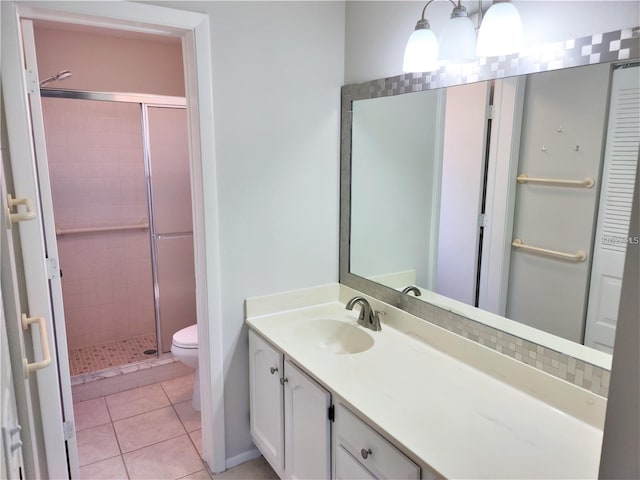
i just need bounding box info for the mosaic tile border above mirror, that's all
[340,27,640,399]
[342,27,639,101]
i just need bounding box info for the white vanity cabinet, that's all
[249,330,331,479]
[249,329,285,475]
[333,403,424,480]
[284,357,331,479]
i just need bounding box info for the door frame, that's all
[478,76,526,315]
[1,1,226,474]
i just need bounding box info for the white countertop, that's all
[246,298,604,479]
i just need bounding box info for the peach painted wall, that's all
[34,24,184,96]
[43,98,155,350]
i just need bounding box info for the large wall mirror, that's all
[340,27,639,374]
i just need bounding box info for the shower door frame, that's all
[2,1,226,476]
[41,89,188,359]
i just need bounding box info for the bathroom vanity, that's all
[246,284,605,480]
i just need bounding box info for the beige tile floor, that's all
[75,374,206,479]
[74,373,278,479]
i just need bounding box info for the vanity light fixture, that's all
[402,0,440,73]
[475,0,523,57]
[438,1,477,65]
[403,0,524,72]
[403,0,478,72]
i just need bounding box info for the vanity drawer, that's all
[335,445,375,479]
[335,403,420,480]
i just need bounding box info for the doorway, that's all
[2,2,225,476]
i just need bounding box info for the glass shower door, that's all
[44,97,156,373]
[146,106,196,353]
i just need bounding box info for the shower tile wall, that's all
[44,98,155,351]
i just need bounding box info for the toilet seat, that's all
[172,324,198,349]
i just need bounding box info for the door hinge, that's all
[487,105,495,120]
[25,68,39,95]
[46,257,61,280]
[328,405,335,422]
[478,213,489,228]
[63,421,74,441]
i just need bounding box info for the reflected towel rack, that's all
[512,239,587,263]
[56,221,149,237]
[517,174,595,188]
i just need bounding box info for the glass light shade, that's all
[438,15,477,64]
[403,28,439,73]
[476,2,524,57]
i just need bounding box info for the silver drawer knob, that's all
[280,377,288,385]
[270,366,278,374]
[361,448,372,459]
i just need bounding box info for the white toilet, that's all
[171,324,200,411]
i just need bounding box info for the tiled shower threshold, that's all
[71,354,181,386]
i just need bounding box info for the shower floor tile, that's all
[68,334,157,376]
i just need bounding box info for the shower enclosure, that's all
[41,90,196,376]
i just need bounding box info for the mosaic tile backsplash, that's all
[340,28,638,399]
[427,308,611,397]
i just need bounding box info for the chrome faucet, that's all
[402,285,422,297]
[345,296,384,331]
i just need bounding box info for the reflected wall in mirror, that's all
[342,29,640,380]
[350,61,639,357]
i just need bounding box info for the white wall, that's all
[350,90,441,287]
[147,1,345,462]
[345,1,640,83]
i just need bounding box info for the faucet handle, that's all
[369,310,385,331]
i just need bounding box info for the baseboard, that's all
[225,448,262,470]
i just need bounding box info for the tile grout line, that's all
[162,380,207,467]
[76,375,205,479]
[160,378,208,475]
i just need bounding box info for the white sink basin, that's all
[294,319,374,354]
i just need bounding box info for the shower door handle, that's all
[21,314,52,377]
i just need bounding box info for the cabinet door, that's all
[284,360,331,480]
[249,330,284,475]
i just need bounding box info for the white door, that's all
[248,330,284,476]
[1,142,49,479]
[585,65,640,353]
[437,81,490,305]
[284,359,331,480]
[1,10,78,478]
[1,286,25,480]
[0,166,27,480]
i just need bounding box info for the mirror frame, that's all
[340,26,640,391]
